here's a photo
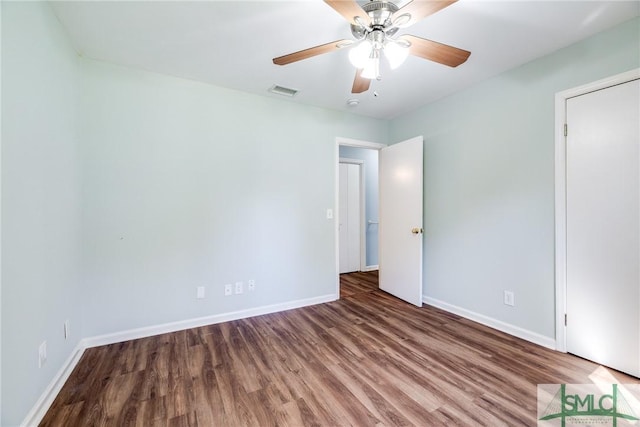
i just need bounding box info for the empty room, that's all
[2,0,639,426]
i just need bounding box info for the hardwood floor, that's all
[41,272,638,426]
[340,270,378,298]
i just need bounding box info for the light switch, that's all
[326,209,333,219]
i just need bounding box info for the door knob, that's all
[411,227,423,234]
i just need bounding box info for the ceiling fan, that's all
[272,0,471,94]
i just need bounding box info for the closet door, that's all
[566,79,639,377]
[339,162,361,274]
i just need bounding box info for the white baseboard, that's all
[362,265,379,272]
[83,294,337,348]
[21,343,86,427]
[423,296,556,350]
[22,293,336,426]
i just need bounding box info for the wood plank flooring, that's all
[340,270,378,298]
[41,272,638,426]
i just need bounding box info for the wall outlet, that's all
[197,286,205,299]
[247,279,255,291]
[64,319,70,340]
[38,341,47,368]
[235,281,243,294]
[504,290,515,307]
[224,284,233,296]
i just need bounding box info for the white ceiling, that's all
[50,0,640,119]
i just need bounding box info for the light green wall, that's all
[1,2,83,425]
[390,17,640,339]
[1,2,386,424]
[79,59,387,336]
[2,1,638,424]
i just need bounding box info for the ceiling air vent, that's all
[268,85,299,97]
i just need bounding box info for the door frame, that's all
[339,158,365,273]
[334,137,386,297]
[554,68,640,352]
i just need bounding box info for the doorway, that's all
[335,136,424,307]
[338,146,381,273]
[555,69,639,377]
[335,138,384,298]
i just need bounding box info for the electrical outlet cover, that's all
[64,320,70,339]
[38,341,47,368]
[504,291,515,306]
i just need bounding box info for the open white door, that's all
[379,136,423,306]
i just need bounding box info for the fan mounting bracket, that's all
[350,1,401,40]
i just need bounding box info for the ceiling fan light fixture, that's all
[272,0,469,95]
[360,51,380,80]
[348,40,373,69]
[384,40,409,69]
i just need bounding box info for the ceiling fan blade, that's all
[273,39,352,66]
[324,0,371,27]
[400,35,470,67]
[352,70,371,94]
[392,0,457,28]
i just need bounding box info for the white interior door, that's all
[379,136,423,306]
[339,162,361,274]
[565,79,639,377]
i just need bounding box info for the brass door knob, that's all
[411,227,423,234]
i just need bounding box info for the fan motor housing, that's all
[364,1,399,26]
[350,1,400,39]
